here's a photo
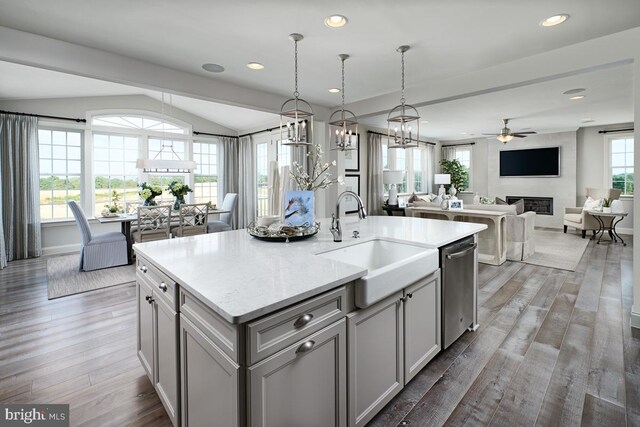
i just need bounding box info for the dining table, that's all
[96,208,231,263]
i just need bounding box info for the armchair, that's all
[563,188,622,238]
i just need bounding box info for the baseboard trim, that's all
[631,306,640,330]
[617,227,633,235]
[42,243,81,256]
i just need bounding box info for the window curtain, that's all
[0,114,42,269]
[441,146,456,163]
[366,132,384,215]
[423,143,435,194]
[237,135,255,228]
[221,136,239,227]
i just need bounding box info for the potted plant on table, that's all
[101,190,123,217]
[138,182,163,206]
[167,181,193,210]
[602,198,612,213]
[439,159,469,198]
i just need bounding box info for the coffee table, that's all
[586,210,628,246]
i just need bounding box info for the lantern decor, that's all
[387,45,420,149]
[328,54,358,151]
[280,33,313,147]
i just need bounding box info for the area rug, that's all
[47,254,135,299]
[521,229,589,271]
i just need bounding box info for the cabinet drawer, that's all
[247,286,348,365]
[179,288,242,364]
[137,256,177,310]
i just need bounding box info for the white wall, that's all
[0,95,238,255]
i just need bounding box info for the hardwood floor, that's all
[0,235,638,426]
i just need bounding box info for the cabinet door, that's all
[248,318,347,427]
[404,273,441,383]
[180,314,240,427]
[347,292,404,427]
[154,292,179,426]
[137,280,154,382]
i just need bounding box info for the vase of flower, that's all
[167,181,193,210]
[139,182,163,207]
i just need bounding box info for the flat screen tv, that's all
[499,147,560,177]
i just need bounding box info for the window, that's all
[93,133,139,214]
[610,135,634,195]
[38,129,83,220]
[383,141,433,195]
[453,146,472,190]
[193,141,219,205]
[92,115,187,134]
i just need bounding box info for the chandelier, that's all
[329,54,358,151]
[280,33,313,146]
[387,45,419,149]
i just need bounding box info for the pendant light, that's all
[136,93,196,173]
[387,45,420,149]
[280,33,313,146]
[329,54,358,151]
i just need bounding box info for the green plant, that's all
[104,190,123,213]
[167,181,193,198]
[602,198,612,208]
[439,159,469,192]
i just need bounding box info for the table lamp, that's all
[383,170,404,206]
[434,174,451,198]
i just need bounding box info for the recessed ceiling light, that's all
[325,15,348,28]
[570,95,585,100]
[247,62,264,70]
[541,14,569,27]
[421,120,429,124]
[328,88,340,93]
[202,63,225,73]
[460,132,468,135]
[581,118,595,123]
[563,88,585,95]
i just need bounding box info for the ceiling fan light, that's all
[497,134,514,143]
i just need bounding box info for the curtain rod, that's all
[441,142,476,148]
[598,128,634,134]
[367,130,436,146]
[238,119,308,139]
[0,109,86,123]
[193,130,238,139]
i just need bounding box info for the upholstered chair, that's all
[563,188,622,238]
[68,201,128,271]
[207,193,238,233]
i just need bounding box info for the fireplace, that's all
[506,196,553,216]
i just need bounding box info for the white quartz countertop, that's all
[133,215,486,324]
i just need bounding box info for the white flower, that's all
[337,176,345,185]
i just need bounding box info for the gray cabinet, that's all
[155,291,179,425]
[347,271,442,427]
[137,279,154,381]
[180,315,240,427]
[403,273,441,383]
[347,291,404,427]
[248,319,347,427]
[136,280,180,426]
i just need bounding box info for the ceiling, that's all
[361,63,634,140]
[0,61,279,132]
[0,0,639,107]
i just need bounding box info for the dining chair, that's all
[207,193,238,233]
[67,201,128,271]
[133,205,172,243]
[172,203,209,237]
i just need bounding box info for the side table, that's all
[586,210,628,246]
[382,204,406,216]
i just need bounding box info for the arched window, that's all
[92,115,188,134]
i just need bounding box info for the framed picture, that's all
[448,199,464,210]
[343,174,361,214]
[284,190,315,226]
[344,134,360,172]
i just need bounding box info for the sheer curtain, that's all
[424,143,436,194]
[366,132,384,215]
[0,114,42,268]
[441,145,456,162]
[237,135,255,228]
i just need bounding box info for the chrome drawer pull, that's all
[145,295,152,302]
[296,340,315,354]
[140,265,148,273]
[293,313,314,328]
[446,243,477,260]
[159,282,168,292]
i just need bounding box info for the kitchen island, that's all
[134,216,486,427]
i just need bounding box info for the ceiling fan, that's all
[483,118,537,143]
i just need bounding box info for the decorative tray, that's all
[247,221,320,242]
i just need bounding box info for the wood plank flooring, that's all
[0,234,638,426]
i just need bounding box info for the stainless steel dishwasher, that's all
[440,235,477,349]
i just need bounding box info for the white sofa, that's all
[409,201,536,261]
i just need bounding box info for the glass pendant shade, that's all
[387,45,420,149]
[281,33,313,146]
[329,54,358,151]
[497,134,514,143]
